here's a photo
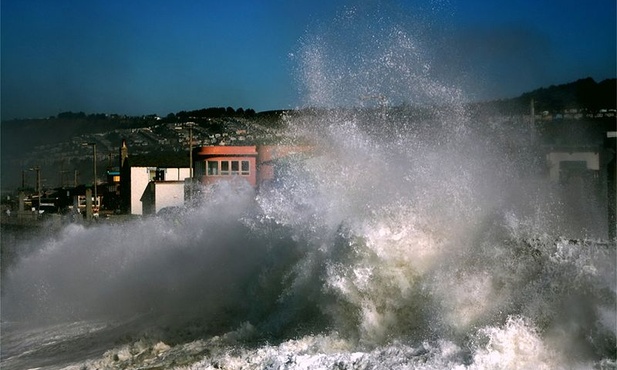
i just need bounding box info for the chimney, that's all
[120,139,129,168]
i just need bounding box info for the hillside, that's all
[1,78,615,191]
[0,109,287,191]
[468,77,616,116]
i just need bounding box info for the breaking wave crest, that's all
[2,116,615,369]
[2,4,615,369]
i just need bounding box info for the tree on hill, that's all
[519,77,616,113]
[57,111,87,119]
[174,106,258,119]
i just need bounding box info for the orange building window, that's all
[221,161,230,175]
[231,161,240,175]
[206,160,251,176]
[207,161,218,175]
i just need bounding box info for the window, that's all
[207,161,219,175]
[207,159,250,177]
[196,161,206,177]
[220,161,229,175]
[148,168,157,181]
[231,161,239,175]
[155,169,165,181]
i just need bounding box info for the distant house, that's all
[118,139,190,215]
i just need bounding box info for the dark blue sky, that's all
[2,0,615,119]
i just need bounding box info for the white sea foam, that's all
[2,3,615,370]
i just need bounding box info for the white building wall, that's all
[165,167,191,181]
[130,166,189,215]
[153,182,185,214]
[546,152,600,182]
[130,167,151,215]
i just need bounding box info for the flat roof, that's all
[194,145,258,157]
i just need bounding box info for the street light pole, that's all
[83,143,97,214]
[183,122,197,204]
[29,166,41,216]
[36,167,41,215]
[186,122,195,179]
[93,143,97,211]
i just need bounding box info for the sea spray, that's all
[2,122,615,368]
[2,3,615,369]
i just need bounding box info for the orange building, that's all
[193,145,312,188]
[193,146,259,187]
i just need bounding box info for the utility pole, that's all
[60,170,70,188]
[187,122,196,179]
[108,152,113,169]
[530,98,536,141]
[607,131,616,241]
[83,142,97,214]
[59,159,66,188]
[36,167,41,215]
[186,122,196,203]
[93,144,97,213]
[30,166,41,216]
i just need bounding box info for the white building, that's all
[140,180,186,216]
[129,166,190,215]
[546,151,600,182]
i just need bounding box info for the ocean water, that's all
[2,5,616,369]
[2,110,615,369]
